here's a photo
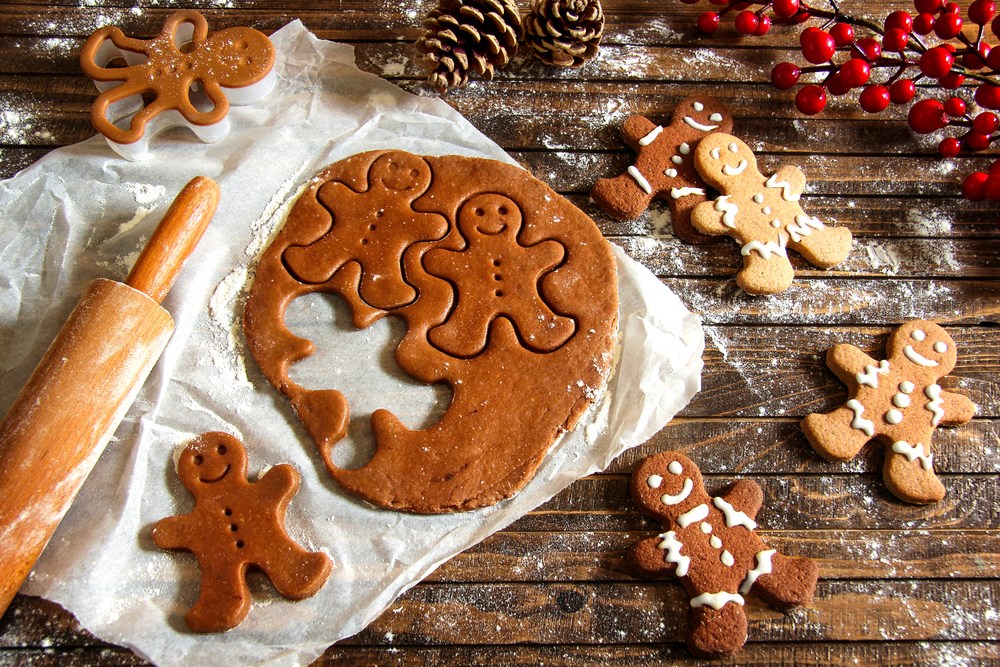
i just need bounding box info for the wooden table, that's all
[1,1,998,665]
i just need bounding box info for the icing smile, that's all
[684,116,719,132]
[903,345,939,367]
[722,160,748,176]
[660,478,693,505]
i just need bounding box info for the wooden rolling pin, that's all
[0,176,220,617]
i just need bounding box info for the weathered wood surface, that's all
[0,0,997,665]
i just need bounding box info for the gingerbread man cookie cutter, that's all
[80,10,276,161]
[152,432,332,633]
[627,451,818,658]
[802,320,975,504]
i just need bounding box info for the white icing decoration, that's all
[739,550,776,594]
[711,147,721,160]
[665,168,678,178]
[638,125,664,146]
[891,441,934,470]
[765,173,800,201]
[657,531,690,577]
[904,345,939,367]
[764,206,772,215]
[899,381,915,393]
[770,218,780,227]
[672,155,683,165]
[720,550,735,567]
[679,142,691,155]
[661,478,694,506]
[671,187,706,199]
[677,503,709,528]
[627,166,652,194]
[700,522,712,534]
[709,535,722,549]
[885,409,903,425]
[728,142,739,153]
[934,341,947,353]
[713,497,757,530]
[911,329,926,341]
[668,461,683,475]
[709,112,723,122]
[647,474,662,489]
[722,159,748,176]
[715,195,739,229]
[684,116,719,132]
[925,384,944,426]
[846,399,875,437]
[690,592,745,609]
[741,236,788,259]
[856,360,890,388]
[786,214,826,242]
[693,101,704,111]
[893,393,911,408]
[753,193,764,204]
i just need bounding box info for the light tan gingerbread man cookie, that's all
[802,320,975,504]
[691,133,852,295]
[152,432,332,632]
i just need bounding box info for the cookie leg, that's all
[687,602,748,658]
[792,225,852,269]
[591,172,655,221]
[751,553,818,611]
[263,548,333,600]
[735,253,794,295]
[801,407,873,462]
[186,560,251,633]
[883,445,946,504]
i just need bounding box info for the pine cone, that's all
[524,0,604,68]
[415,0,524,93]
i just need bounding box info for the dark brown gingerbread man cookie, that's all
[628,452,818,658]
[590,96,733,244]
[243,151,618,513]
[152,432,332,633]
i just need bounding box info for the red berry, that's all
[974,111,1000,134]
[963,171,989,200]
[908,99,949,133]
[772,0,799,18]
[795,85,827,115]
[913,13,936,34]
[708,0,728,5]
[970,0,997,25]
[882,28,909,51]
[885,11,913,33]
[793,11,811,23]
[802,30,837,64]
[940,71,965,89]
[800,27,820,45]
[859,84,890,113]
[965,44,991,69]
[826,72,852,96]
[889,79,916,104]
[735,10,759,34]
[989,159,1000,175]
[753,14,771,35]
[771,62,801,90]
[986,174,1000,200]
[920,46,955,78]
[988,45,1000,69]
[852,37,882,61]
[830,23,855,46]
[993,14,1000,36]
[966,132,992,151]
[939,137,961,157]
[944,2,960,12]
[976,83,1000,109]
[934,12,963,38]
[839,59,871,87]
[944,97,966,117]
[914,0,943,12]
[697,11,720,33]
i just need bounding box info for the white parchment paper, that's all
[0,22,704,667]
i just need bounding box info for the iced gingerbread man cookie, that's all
[152,432,333,632]
[628,452,818,658]
[802,320,975,505]
[690,133,853,295]
[590,96,733,244]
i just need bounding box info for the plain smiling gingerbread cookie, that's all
[152,432,333,633]
[590,96,733,244]
[691,133,853,294]
[627,451,818,658]
[802,320,975,505]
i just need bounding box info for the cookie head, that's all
[888,320,958,374]
[457,193,522,239]
[206,27,276,86]
[695,134,759,189]
[370,151,432,193]
[178,433,247,491]
[630,452,708,522]
[671,97,734,135]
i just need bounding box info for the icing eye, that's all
[711,148,721,159]
[911,329,926,341]
[753,193,764,204]
[728,142,739,153]
[679,143,690,155]
[934,341,947,353]
[647,475,662,489]
[693,101,704,111]
[667,461,683,475]
[709,112,723,122]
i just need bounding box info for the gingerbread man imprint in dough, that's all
[691,133,853,295]
[423,193,575,357]
[283,151,451,311]
[79,10,275,160]
[590,96,733,244]
[152,432,332,633]
[627,452,818,658]
[802,320,975,505]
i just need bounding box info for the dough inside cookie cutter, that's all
[80,10,276,161]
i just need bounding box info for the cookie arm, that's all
[690,199,731,238]
[256,464,301,509]
[151,515,193,551]
[940,390,976,426]
[620,115,661,151]
[826,344,881,387]
[719,479,763,520]
[626,537,676,579]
